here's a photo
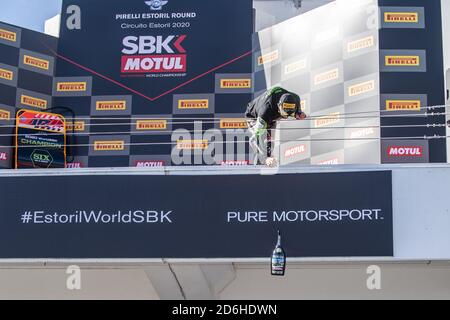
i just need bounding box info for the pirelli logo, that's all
[96,100,127,111]
[66,121,85,131]
[284,59,307,75]
[0,68,13,81]
[136,120,168,130]
[314,112,340,128]
[258,50,279,66]
[314,68,339,85]
[348,80,375,97]
[23,55,50,71]
[0,28,16,42]
[94,140,125,151]
[384,12,419,23]
[386,100,421,111]
[178,99,209,109]
[0,109,10,120]
[347,36,375,53]
[20,95,47,109]
[220,79,251,89]
[220,118,248,129]
[176,140,208,150]
[385,55,420,66]
[57,82,87,92]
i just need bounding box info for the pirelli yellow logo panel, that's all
[0,109,10,120]
[386,100,421,111]
[57,82,87,92]
[0,28,16,42]
[348,80,375,97]
[385,56,420,66]
[347,36,375,53]
[176,140,208,150]
[94,141,125,151]
[136,120,168,130]
[66,121,86,131]
[258,50,279,66]
[23,55,50,71]
[0,68,13,81]
[219,119,248,129]
[314,112,340,128]
[314,68,339,85]
[20,95,47,109]
[384,12,419,23]
[96,101,127,111]
[220,79,251,89]
[178,99,209,109]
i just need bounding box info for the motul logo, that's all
[66,162,82,168]
[0,152,7,161]
[284,145,306,158]
[388,146,423,157]
[121,35,186,73]
[318,158,339,165]
[135,161,165,167]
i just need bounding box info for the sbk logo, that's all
[387,146,423,157]
[121,35,187,74]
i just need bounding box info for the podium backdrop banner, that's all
[0,171,393,259]
[15,110,66,168]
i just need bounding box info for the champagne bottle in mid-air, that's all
[271,230,286,276]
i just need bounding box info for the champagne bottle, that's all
[271,230,286,276]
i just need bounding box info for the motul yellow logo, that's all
[385,55,420,66]
[347,36,375,53]
[258,50,279,65]
[0,68,13,81]
[176,140,208,150]
[284,59,307,75]
[386,100,421,111]
[178,99,209,109]
[57,82,87,92]
[219,119,248,129]
[348,80,375,97]
[314,68,339,85]
[66,121,85,131]
[96,101,127,111]
[20,95,47,109]
[0,109,10,120]
[220,79,251,89]
[314,112,340,128]
[94,141,125,151]
[0,28,16,42]
[136,120,168,130]
[384,12,419,23]
[23,55,50,70]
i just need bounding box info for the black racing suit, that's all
[245,87,302,164]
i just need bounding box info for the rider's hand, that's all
[265,157,277,167]
[296,112,307,120]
